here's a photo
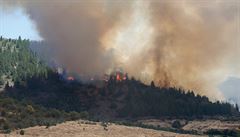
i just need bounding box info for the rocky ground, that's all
[0,120,206,137]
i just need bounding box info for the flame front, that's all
[67,76,74,81]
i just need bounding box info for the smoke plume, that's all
[1,0,240,100]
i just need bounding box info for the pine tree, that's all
[18,36,22,41]
[236,104,239,112]
[0,37,49,85]
[150,81,155,88]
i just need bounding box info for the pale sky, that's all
[219,77,240,106]
[0,7,42,40]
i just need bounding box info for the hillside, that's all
[0,37,48,90]
[0,37,239,136]
[5,75,239,119]
[0,93,90,133]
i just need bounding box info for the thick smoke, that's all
[24,1,132,76]
[1,0,240,100]
[148,0,240,99]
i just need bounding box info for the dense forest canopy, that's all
[0,36,48,87]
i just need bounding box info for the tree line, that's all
[0,36,48,87]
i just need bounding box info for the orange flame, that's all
[67,76,74,81]
[123,75,127,80]
[116,74,121,81]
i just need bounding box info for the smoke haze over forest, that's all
[1,0,240,101]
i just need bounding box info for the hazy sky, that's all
[219,77,240,105]
[0,7,41,40]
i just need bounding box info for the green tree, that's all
[150,81,155,88]
[0,37,49,86]
[235,104,239,112]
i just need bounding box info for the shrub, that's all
[26,105,35,113]
[50,109,61,118]
[79,111,89,119]
[1,110,6,117]
[2,129,11,134]
[69,111,80,120]
[101,122,108,128]
[206,129,238,136]
[3,122,10,130]
[172,120,181,129]
[45,122,50,129]
[45,109,61,118]
[104,127,108,131]
[20,130,25,135]
[101,122,108,131]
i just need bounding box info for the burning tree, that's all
[109,69,128,82]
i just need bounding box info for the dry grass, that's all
[183,120,240,133]
[0,120,206,137]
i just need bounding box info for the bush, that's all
[69,111,80,120]
[20,130,25,135]
[2,129,11,134]
[79,111,89,119]
[172,120,181,129]
[45,123,50,129]
[26,105,35,113]
[1,110,6,117]
[3,123,10,130]
[45,109,61,118]
[206,129,238,136]
[101,122,108,128]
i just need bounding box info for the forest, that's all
[0,37,239,134]
[0,36,48,87]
